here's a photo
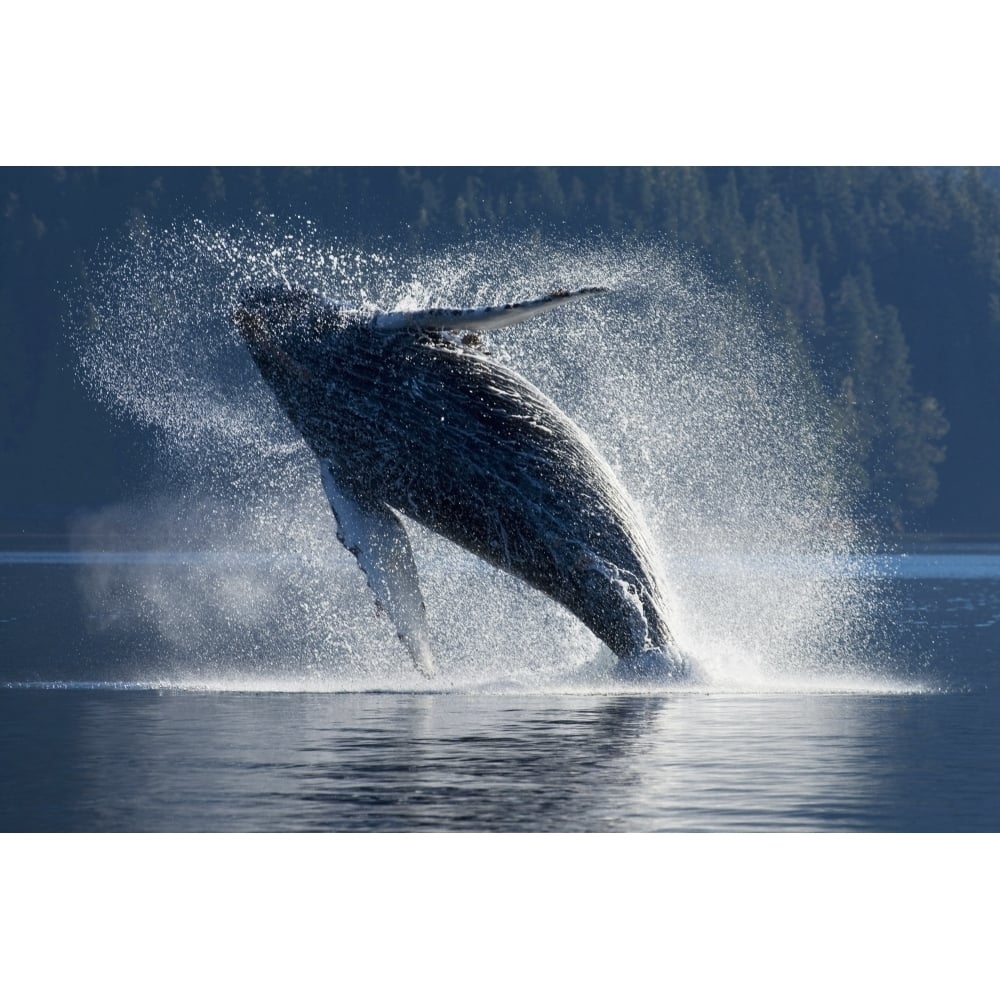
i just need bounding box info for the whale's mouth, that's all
[232,281,312,347]
[232,290,319,387]
[233,283,315,338]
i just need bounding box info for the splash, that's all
[70,219,885,692]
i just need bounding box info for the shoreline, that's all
[4,525,1000,555]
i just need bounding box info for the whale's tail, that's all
[372,287,609,334]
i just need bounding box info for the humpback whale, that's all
[233,283,686,678]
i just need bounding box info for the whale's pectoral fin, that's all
[319,461,435,677]
[373,286,609,334]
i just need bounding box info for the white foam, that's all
[69,224,889,693]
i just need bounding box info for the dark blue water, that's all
[2,546,998,831]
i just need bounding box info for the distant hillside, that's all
[3,166,999,532]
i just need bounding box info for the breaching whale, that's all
[233,282,686,678]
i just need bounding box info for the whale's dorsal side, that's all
[233,281,688,679]
[319,460,435,677]
[371,287,608,334]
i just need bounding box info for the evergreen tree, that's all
[5,165,1000,531]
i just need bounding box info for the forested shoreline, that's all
[3,166,999,533]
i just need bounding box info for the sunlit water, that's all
[2,548,997,831]
[4,225,995,830]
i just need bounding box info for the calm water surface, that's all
[2,546,998,831]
